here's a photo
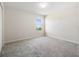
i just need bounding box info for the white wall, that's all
[78,3,79,32]
[0,4,2,53]
[46,4,79,44]
[4,8,44,43]
[78,3,79,40]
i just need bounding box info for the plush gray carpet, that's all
[2,37,79,57]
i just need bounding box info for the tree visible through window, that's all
[35,17,42,31]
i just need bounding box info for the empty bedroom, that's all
[0,2,79,57]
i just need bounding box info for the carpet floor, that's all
[2,37,79,57]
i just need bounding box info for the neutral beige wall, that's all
[0,4,2,53]
[4,8,44,43]
[46,4,79,44]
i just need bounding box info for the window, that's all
[35,17,42,31]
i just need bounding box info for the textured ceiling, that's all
[4,2,77,15]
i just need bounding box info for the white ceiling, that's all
[4,2,77,15]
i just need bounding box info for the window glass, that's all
[35,17,42,31]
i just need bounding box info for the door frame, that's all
[0,2,4,56]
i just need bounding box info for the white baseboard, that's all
[5,35,43,44]
[5,33,79,45]
[46,33,79,45]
